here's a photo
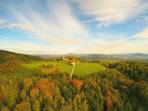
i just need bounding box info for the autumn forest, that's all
[0,50,148,111]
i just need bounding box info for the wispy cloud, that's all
[76,37,148,54]
[0,39,79,54]
[77,0,148,27]
[0,0,148,54]
[134,27,148,38]
[0,19,19,28]
[0,0,88,46]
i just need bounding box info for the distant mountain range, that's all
[65,53,148,60]
[37,53,148,60]
[0,50,148,61]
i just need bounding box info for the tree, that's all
[14,98,31,111]
[32,100,40,111]
[69,79,83,90]
[1,106,10,111]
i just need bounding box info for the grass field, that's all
[23,61,106,76]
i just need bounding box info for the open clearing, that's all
[23,61,106,76]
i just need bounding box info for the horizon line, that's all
[1,49,148,55]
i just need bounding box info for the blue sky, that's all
[0,0,148,54]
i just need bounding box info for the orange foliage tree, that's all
[69,79,83,90]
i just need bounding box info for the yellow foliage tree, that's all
[1,106,10,111]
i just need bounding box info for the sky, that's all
[0,0,148,54]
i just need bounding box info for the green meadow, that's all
[23,61,106,76]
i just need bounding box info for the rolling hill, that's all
[0,50,41,63]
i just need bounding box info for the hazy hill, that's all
[1,50,148,62]
[38,53,148,61]
[76,53,148,60]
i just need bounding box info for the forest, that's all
[0,50,148,111]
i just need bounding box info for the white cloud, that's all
[0,40,50,54]
[75,35,148,54]
[0,0,148,54]
[77,0,148,26]
[0,19,19,28]
[1,0,88,46]
[0,39,79,54]
[134,27,148,38]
